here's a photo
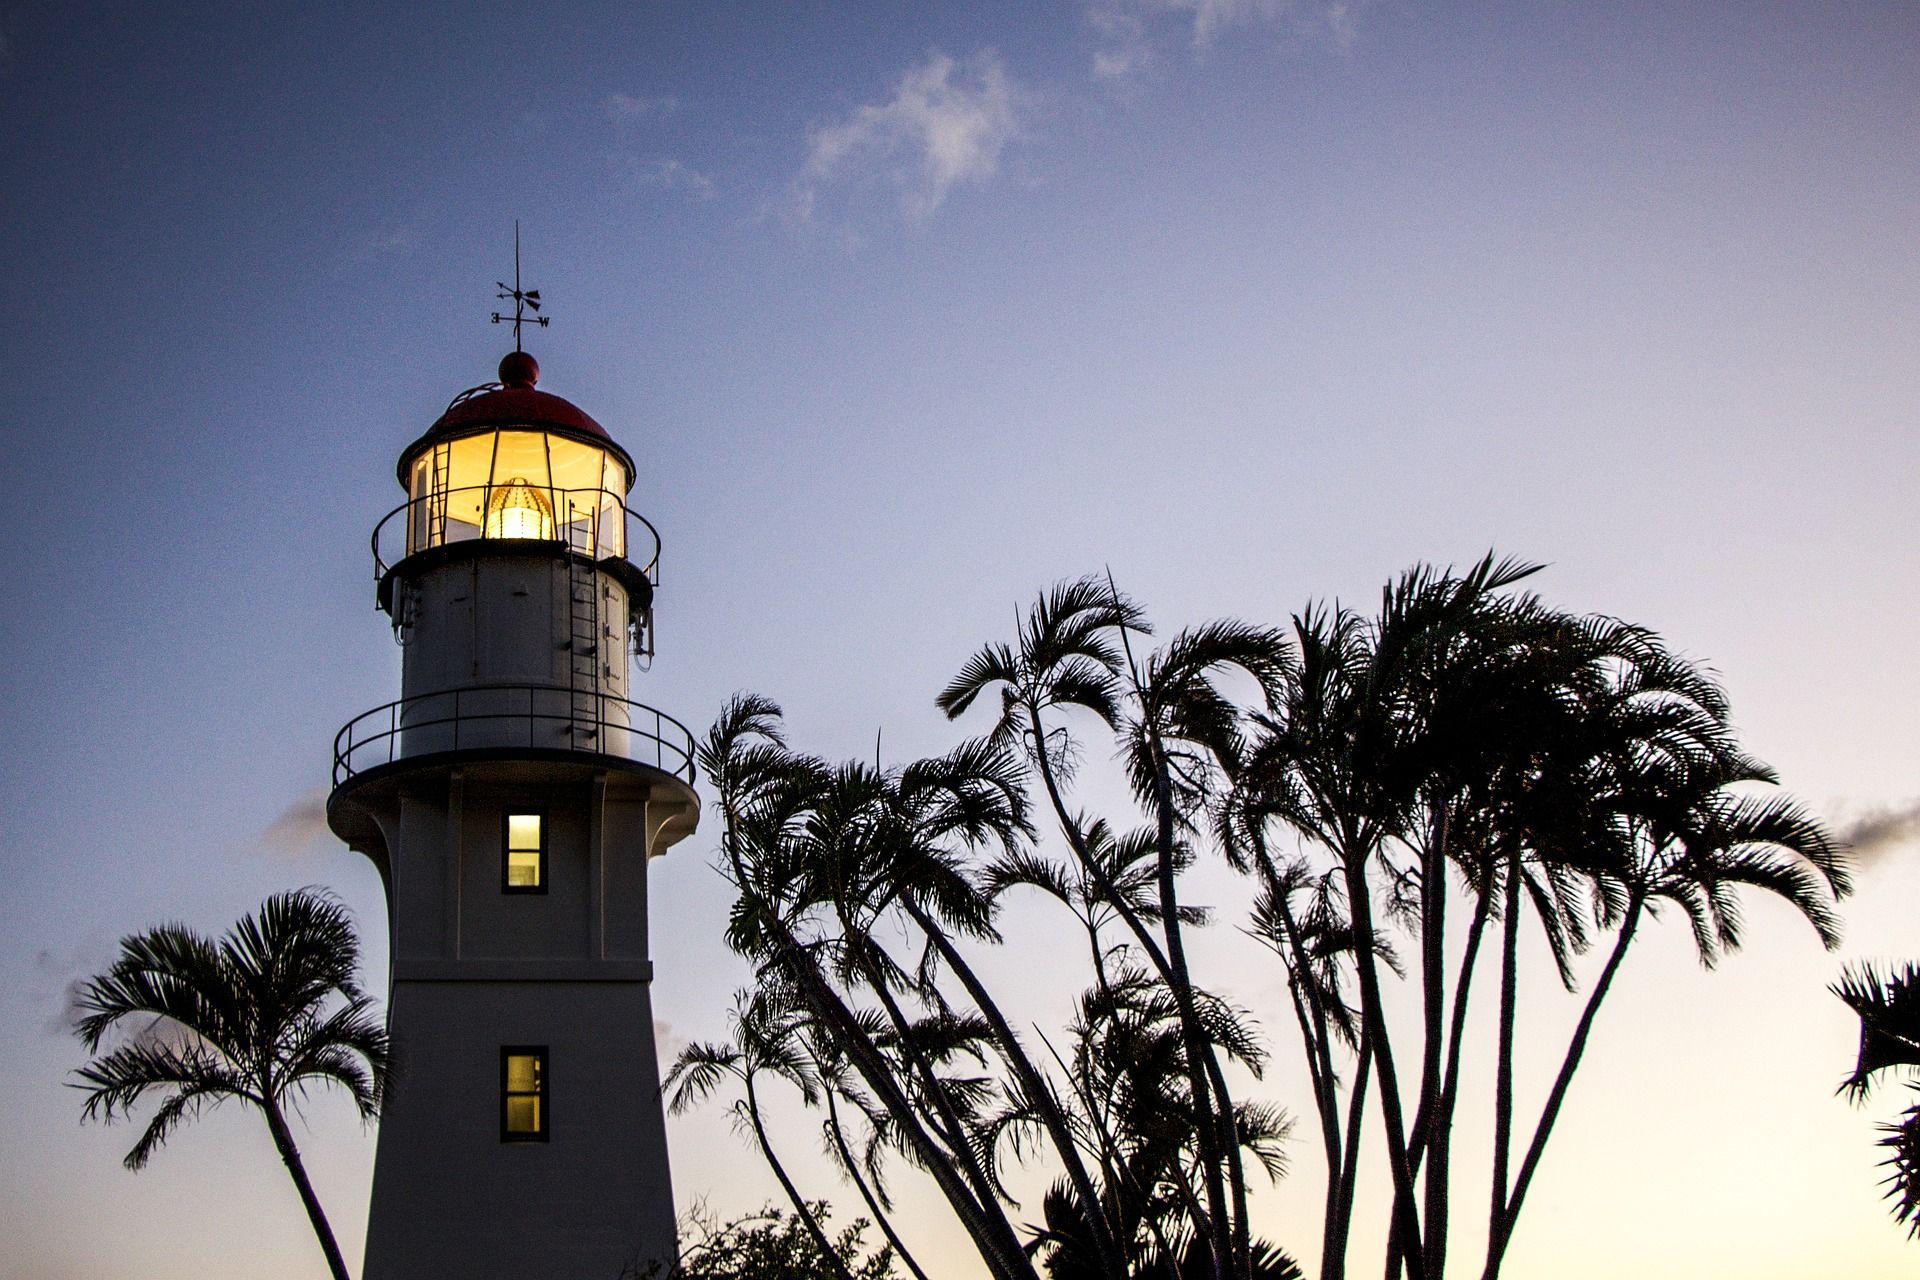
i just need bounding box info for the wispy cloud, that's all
[1837,798,1920,866]
[39,946,94,1039]
[601,89,713,202]
[1086,0,1364,78]
[617,155,717,200]
[345,224,423,264]
[654,1018,687,1065]
[797,50,1023,224]
[259,787,332,861]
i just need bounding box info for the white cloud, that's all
[798,50,1022,223]
[345,224,423,264]
[1086,0,1364,76]
[616,155,717,201]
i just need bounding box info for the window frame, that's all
[501,810,547,895]
[500,1045,550,1144]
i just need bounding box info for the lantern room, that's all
[373,351,658,613]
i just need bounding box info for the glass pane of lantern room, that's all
[600,455,628,559]
[547,436,604,494]
[490,431,552,491]
[441,433,498,542]
[546,436,607,555]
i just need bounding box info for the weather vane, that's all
[491,221,549,351]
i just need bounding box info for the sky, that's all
[1,1,1917,1276]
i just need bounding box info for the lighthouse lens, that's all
[484,478,555,541]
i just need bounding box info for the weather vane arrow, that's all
[491,220,550,351]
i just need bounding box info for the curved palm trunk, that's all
[1030,710,1237,1275]
[745,1076,857,1280]
[719,826,1034,1280]
[1481,898,1642,1280]
[902,899,1130,1279]
[785,929,1033,1280]
[262,1099,352,1280]
[1030,713,1179,988]
[838,911,1006,1215]
[825,1090,933,1280]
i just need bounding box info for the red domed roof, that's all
[395,365,635,486]
[430,386,613,441]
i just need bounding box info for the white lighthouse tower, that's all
[327,330,697,1278]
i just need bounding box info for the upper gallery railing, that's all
[370,485,662,585]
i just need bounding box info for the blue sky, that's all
[2,2,1917,1276]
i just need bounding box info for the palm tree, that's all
[1114,615,1293,1280]
[1834,962,1920,1233]
[942,579,1288,1280]
[699,697,1041,1280]
[71,888,389,1280]
[1477,635,1847,1279]
[666,988,857,1280]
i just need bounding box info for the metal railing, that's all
[332,683,696,785]
[370,485,662,585]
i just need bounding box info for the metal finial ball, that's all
[499,351,540,388]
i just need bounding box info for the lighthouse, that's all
[327,333,697,1277]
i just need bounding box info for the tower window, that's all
[501,1047,548,1142]
[503,812,545,892]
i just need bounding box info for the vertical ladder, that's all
[565,546,600,747]
[427,441,452,547]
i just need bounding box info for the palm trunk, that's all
[1250,838,1348,1280]
[1414,884,1489,1273]
[1029,704,1237,1274]
[1339,831,1425,1280]
[1417,809,1449,1280]
[746,1076,856,1280]
[1482,898,1641,1280]
[825,1089,932,1280]
[1030,709,1235,1274]
[904,899,1130,1279]
[1148,739,1237,1280]
[1329,1029,1372,1280]
[1487,849,1522,1258]
[1030,713,1179,987]
[837,911,1013,1246]
[262,1099,352,1280]
[719,823,1033,1280]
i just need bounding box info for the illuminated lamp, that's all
[483,477,554,540]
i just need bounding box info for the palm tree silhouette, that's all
[698,696,1041,1280]
[666,988,858,1280]
[1834,961,1920,1233]
[71,888,390,1280]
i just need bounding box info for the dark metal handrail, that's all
[332,683,696,786]
[370,485,662,585]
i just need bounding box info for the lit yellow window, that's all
[504,813,544,892]
[502,1048,547,1142]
